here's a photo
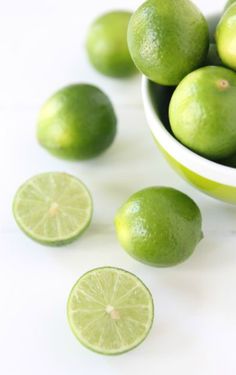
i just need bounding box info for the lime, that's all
[127,0,209,85]
[37,84,117,160]
[13,172,92,246]
[216,3,236,70]
[169,66,236,160]
[86,11,136,78]
[115,187,202,267]
[67,267,154,355]
[224,0,236,11]
[220,152,236,167]
[205,43,223,67]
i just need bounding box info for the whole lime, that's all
[127,0,209,85]
[169,66,236,160]
[220,152,236,167]
[86,11,136,78]
[37,84,117,160]
[216,3,236,70]
[115,187,202,267]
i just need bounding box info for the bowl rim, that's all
[142,76,236,187]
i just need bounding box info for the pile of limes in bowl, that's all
[12,0,236,356]
[128,0,236,167]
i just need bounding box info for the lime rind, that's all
[67,267,154,355]
[37,84,117,160]
[115,186,203,267]
[13,172,93,246]
[86,11,136,78]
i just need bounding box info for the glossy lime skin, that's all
[127,0,209,85]
[169,66,236,160]
[115,187,202,267]
[205,43,223,67]
[216,4,236,70]
[86,11,136,78]
[37,84,117,160]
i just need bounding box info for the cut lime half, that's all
[13,172,93,246]
[67,267,154,355]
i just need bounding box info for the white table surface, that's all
[1,0,236,374]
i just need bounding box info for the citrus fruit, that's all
[86,11,136,78]
[169,66,236,160]
[224,0,236,11]
[205,43,223,67]
[216,3,236,70]
[13,172,92,246]
[67,267,154,355]
[127,0,209,85]
[220,152,236,167]
[37,84,117,160]
[115,187,202,267]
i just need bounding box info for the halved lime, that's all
[67,267,154,355]
[13,172,93,246]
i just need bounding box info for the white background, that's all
[1,0,236,374]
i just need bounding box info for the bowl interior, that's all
[207,13,220,42]
[148,82,174,133]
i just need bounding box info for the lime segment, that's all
[67,267,154,355]
[13,172,92,245]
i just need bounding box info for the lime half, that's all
[13,172,92,246]
[67,267,154,355]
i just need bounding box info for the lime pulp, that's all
[13,172,93,246]
[67,267,154,355]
